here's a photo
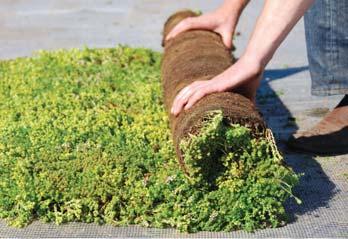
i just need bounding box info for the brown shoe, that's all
[287,127,348,155]
[287,97,348,155]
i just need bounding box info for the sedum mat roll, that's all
[161,10,267,172]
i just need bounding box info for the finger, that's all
[174,83,206,115]
[175,86,191,101]
[184,80,220,110]
[172,95,189,117]
[171,87,194,116]
[184,90,206,111]
[171,81,202,114]
[179,83,201,101]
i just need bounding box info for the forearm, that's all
[218,0,250,18]
[243,0,314,67]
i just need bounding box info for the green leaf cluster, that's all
[0,46,299,232]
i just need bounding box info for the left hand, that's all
[170,55,263,116]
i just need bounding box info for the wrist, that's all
[243,46,271,69]
[238,53,264,76]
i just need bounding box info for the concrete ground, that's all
[0,0,347,237]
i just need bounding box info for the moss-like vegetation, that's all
[0,46,299,233]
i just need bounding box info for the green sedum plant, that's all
[0,46,300,233]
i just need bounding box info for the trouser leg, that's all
[304,0,348,96]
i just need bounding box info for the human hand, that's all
[170,56,263,116]
[165,4,242,49]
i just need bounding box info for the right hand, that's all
[165,6,241,49]
[171,54,263,116]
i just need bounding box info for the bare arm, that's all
[171,0,315,116]
[244,0,314,68]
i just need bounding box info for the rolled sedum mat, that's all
[161,10,267,173]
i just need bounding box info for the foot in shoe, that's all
[304,103,348,135]
[287,95,348,154]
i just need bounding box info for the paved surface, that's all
[0,0,347,238]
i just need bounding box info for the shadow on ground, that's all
[263,66,309,81]
[257,66,337,223]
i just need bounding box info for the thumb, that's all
[219,28,233,49]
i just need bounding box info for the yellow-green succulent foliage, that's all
[0,46,300,232]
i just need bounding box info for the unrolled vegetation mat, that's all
[0,46,300,233]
